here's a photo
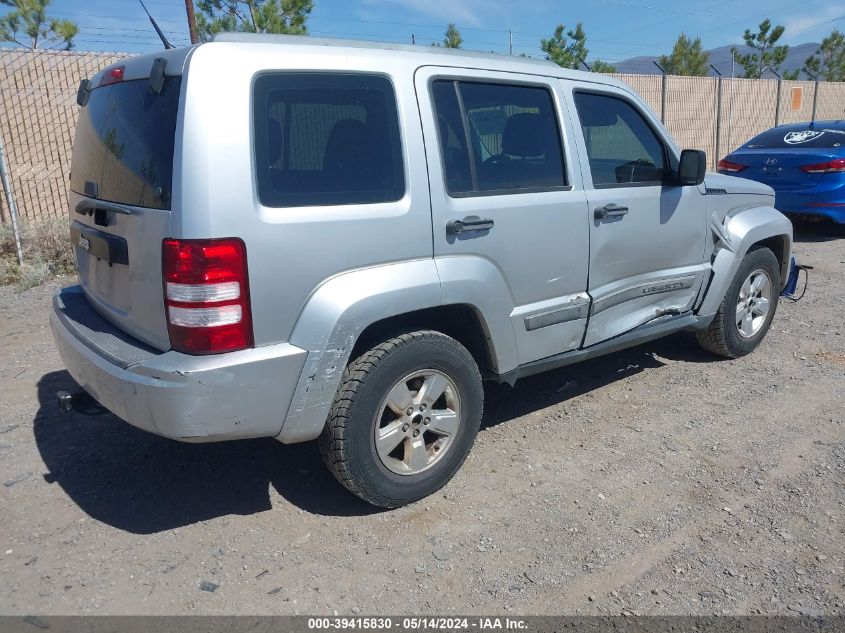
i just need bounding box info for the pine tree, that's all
[731,19,796,79]
[195,0,312,41]
[658,33,709,76]
[805,30,845,81]
[541,23,588,70]
[433,23,462,48]
[0,0,78,50]
[590,60,617,73]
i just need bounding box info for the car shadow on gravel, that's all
[791,219,845,243]
[34,371,380,533]
[34,333,717,530]
[480,332,715,430]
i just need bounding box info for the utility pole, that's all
[185,0,199,44]
[508,30,513,55]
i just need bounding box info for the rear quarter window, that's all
[253,73,405,207]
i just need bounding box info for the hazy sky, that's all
[24,0,845,61]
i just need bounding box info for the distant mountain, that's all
[615,43,822,79]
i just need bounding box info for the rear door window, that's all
[431,80,567,196]
[253,73,405,207]
[573,91,667,187]
[70,77,182,210]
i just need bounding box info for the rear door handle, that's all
[446,215,495,235]
[594,203,629,220]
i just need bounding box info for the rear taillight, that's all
[162,238,253,354]
[717,159,747,173]
[800,158,845,174]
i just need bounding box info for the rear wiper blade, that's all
[75,199,133,216]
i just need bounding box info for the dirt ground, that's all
[0,222,843,616]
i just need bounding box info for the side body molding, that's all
[277,256,516,443]
[696,205,792,318]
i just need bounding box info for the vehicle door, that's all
[563,82,710,347]
[415,67,590,366]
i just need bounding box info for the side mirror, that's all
[678,149,706,186]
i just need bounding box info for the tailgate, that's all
[69,64,183,351]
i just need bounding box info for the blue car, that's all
[718,120,845,224]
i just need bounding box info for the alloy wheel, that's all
[373,369,462,475]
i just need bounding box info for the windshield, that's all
[743,126,845,149]
[70,76,182,210]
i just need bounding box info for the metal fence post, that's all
[653,61,667,123]
[0,132,24,265]
[774,78,782,126]
[710,64,723,167]
[802,69,820,122]
[726,52,735,155]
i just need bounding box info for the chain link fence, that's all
[2,47,845,228]
[0,48,131,226]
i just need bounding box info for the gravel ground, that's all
[0,222,843,616]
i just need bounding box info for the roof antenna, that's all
[139,0,175,49]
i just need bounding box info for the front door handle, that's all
[446,215,495,235]
[594,203,629,220]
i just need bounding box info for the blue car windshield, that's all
[744,126,845,149]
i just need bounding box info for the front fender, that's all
[697,205,793,317]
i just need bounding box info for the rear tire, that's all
[319,331,483,508]
[697,247,780,358]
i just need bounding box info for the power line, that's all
[785,12,845,38]
[590,0,723,18]
[50,11,185,26]
[586,0,831,61]
[42,1,839,62]
[75,24,186,36]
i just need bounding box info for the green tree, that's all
[658,32,709,76]
[194,0,312,41]
[590,60,617,73]
[805,29,845,81]
[432,23,462,48]
[0,0,77,50]
[541,23,588,69]
[731,19,797,79]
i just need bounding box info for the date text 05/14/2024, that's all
[307,618,528,630]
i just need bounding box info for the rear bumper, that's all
[775,183,845,224]
[50,286,308,442]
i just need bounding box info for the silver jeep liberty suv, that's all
[52,35,792,507]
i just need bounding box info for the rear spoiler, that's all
[75,57,168,107]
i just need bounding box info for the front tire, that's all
[697,247,780,358]
[319,331,483,508]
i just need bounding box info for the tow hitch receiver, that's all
[56,390,75,414]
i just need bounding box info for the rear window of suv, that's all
[253,73,405,207]
[70,77,181,210]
